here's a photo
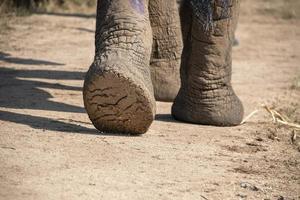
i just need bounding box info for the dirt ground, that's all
[0,0,299,199]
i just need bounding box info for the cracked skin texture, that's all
[83,0,243,134]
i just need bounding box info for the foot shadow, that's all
[0,52,95,134]
[76,27,95,33]
[0,64,142,136]
[0,110,141,136]
[0,110,97,134]
[34,11,96,19]
[155,114,178,123]
[0,66,85,113]
[0,52,64,66]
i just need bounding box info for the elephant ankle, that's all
[171,88,244,126]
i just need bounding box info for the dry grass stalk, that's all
[241,105,300,130]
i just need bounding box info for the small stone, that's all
[240,182,247,188]
[240,182,259,191]
[246,142,260,146]
[277,196,284,200]
[237,193,247,198]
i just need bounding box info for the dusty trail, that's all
[0,1,299,199]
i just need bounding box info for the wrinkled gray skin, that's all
[149,0,183,101]
[83,0,244,134]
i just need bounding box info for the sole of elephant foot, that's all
[171,93,244,126]
[83,71,155,135]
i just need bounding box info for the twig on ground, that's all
[240,109,259,124]
[240,104,300,130]
[200,195,209,200]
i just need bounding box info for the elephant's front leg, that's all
[172,0,244,126]
[83,0,155,134]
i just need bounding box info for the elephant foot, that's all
[173,0,243,126]
[83,63,155,135]
[171,88,244,126]
[83,0,155,134]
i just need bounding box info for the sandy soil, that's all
[0,0,299,199]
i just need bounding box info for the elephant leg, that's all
[148,0,183,102]
[83,0,155,134]
[232,0,240,46]
[172,0,244,126]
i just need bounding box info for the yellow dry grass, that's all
[241,105,300,130]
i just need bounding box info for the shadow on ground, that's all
[0,52,64,66]
[0,66,85,113]
[0,53,152,136]
[34,11,96,19]
[155,114,178,123]
[76,27,95,33]
[0,110,97,134]
[0,52,101,134]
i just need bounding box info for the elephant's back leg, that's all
[83,0,155,134]
[149,0,183,102]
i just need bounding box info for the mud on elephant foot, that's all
[83,63,155,134]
